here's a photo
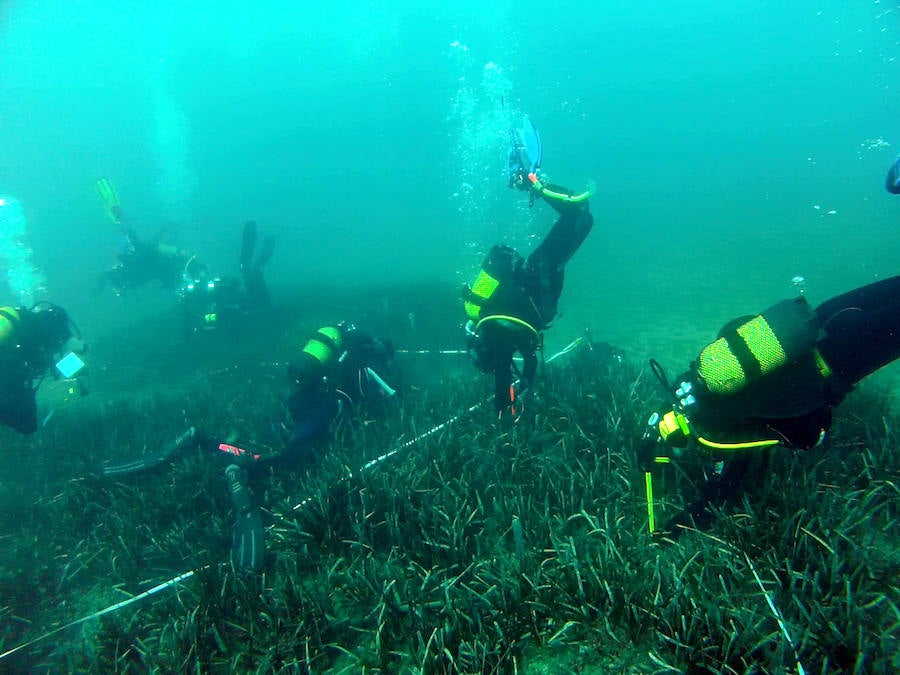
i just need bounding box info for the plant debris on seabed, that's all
[1,333,898,673]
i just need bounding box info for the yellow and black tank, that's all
[695,297,821,396]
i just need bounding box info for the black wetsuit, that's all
[194,329,398,469]
[96,227,188,297]
[666,276,900,533]
[180,221,273,333]
[473,191,593,412]
[816,276,900,398]
[0,308,72,435]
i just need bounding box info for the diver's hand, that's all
[636,436,658,473]
[512,170,530,192]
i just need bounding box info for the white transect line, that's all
[1,336,586,662]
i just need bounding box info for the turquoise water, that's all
[0,1,898,668]
[0,1,896,348]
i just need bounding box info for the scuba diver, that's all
[463,114,594,419]
[638,276,900,537]
[0,303,87,434]
[94,178,191,297]
[282,322,399,457]
[178,220,274,335]
[886,154,900,195]
[100,321,399,571]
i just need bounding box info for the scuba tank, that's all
[463,245,524,322]
[694,297,821,396]
[302,326,344,366]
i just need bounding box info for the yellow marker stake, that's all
[644,471,655,533]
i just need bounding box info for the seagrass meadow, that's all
[1,283,898,673]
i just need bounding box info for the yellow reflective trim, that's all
[644,472,656,533]
[465,270,500,321]
[812,348,832,378]
[653,456,671,464]
[0,307,20,344]
[531,177,595,203]
[303,340,332,364]
[470,270,499,300]
[302,326,342,365]
[539,186,593,203]
[0,307,21,322]
[697,436,780,450]
[659,410,690,442]
[475,314,539,337]
[698,337,746,394]
[737,316,787,375]
[0,318,15,336]
[317,326,342,349]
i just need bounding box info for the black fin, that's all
[101,427,195,477]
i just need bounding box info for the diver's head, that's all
[31,303,73,348]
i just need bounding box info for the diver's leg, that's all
[524,208,593,322]
[527,207,593,272]
[816,276,900,389]
[249,236,274,306]
[243,272,271,307]
[283,391,339,465]
[241,222,272,307]
[491,345,517,412]
[0,379,38,434]
[816,276,900,319]
[13,399,38,435]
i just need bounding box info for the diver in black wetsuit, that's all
[0,303,86,434]
[463,115,594,419]
[639,276,900,536]
[94,178,190,297]
[178,220,273,334]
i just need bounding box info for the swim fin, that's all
[521,114,542,173]
[507,115,543,188]
[255,235,275,271]
[101,427,196,477]
[226,464,265,571]
[887,155,900,195]
[240,220,257,272]
[96,178,123,225]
